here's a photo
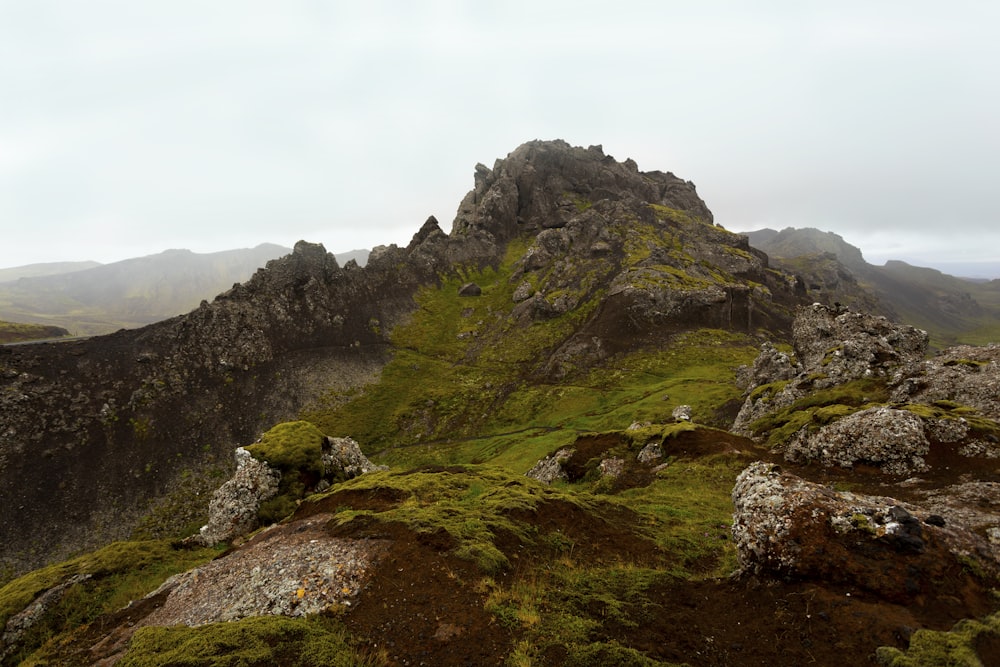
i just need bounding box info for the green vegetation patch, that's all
[876,611,1000,666]
[747,378,889,448]
[116,614,384,667]
[305,465,607,574]
[245,420,327,523]
[1,540,219,666]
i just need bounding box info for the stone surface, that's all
[197,448,281,546]
[732,462,999,602]
[322,436,388,482]
[672,405,692,422]
[784,407,930,475]
[525,448,575,485]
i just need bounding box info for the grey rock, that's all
[197,448,281,546]
[322,435,387,481]
[598,457,625,478]
[458,282,482,297]
[784,407,930,475]
[672,405,692,422]
[526,448,575,485]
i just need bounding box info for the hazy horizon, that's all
[3,2,997,276]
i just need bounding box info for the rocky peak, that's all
[452,139,714,242]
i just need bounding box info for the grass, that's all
[113,614,386,667]
[1,540,220,666]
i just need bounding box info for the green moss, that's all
[748,380,790,403]
[116,615,384,667]
[748,378,889,448]
[876,612,1000,666]
[2,540,219,665]
[306,465,595,574]
[245,420,328,524]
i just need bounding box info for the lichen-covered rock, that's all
[792,304,928,383]
[0,574,92,662]
[672,405,692,422]
[525,448,575,485]
[321,436,388,482]
[735,341,798,392]
[598,458,625,478]
[784,407,930,475]
[891,344,1000,420]
[637,442,663,464]
[732,462,999,602]
[733,304,929,437]
[197,448,281,546]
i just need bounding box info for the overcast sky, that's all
[2,1,998,276]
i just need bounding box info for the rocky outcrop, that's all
[732,462,999,602]
[733,303,929,435]
[0,139,810,577]
[890,344,1000,420]
[526,448,575,485]
[197,448,281,546]
[319,436,388,488]
[783,407,930,475]
[0,236,476,575]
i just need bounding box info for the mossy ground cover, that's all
[746,377,890,448]
[1,540,220,666]
[876,611,1000,666]
[113,615,384,667]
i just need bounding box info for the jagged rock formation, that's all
[733,303,929,435]
[0,139,810,578]
[891,343,1000,420]
[732,462,999,603]
[0,239,472,575]
[196,448,281,546]
[734,303,1000,475]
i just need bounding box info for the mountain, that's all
[744,226,1000,346]
[0,261,101,283]
[2,141,1000,665]
[0,244,291,336]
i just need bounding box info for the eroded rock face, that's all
[197,448,281,546]
[891,344,1000,420]
[732,462,999,602]
[320,436,388,486]
[784,407,930,475]
[733,304,929,435]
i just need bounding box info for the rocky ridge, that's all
[0,140,808,577]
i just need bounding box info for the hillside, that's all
[0,244,291,335]
[3,141,1000,665]
[744,227,1000,346]
[0,320,70,344]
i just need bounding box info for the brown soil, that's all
[37,429,1000,666]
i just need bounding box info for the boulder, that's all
[197,447,281,546]
[783,407,930,475]
[458,282,482,297]
[672,405,692,422]
[731,462,999,602]
[525,448,575,485]
[321,436,387,484]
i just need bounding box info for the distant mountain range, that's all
[743,227,1000,346]
[0,245,370,336]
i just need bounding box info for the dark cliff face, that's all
[0,140,807,576]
